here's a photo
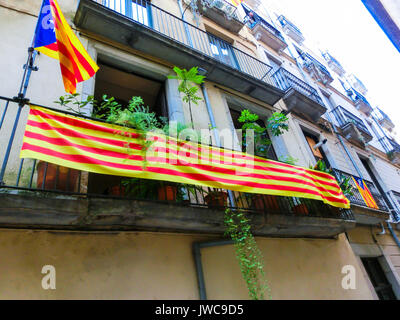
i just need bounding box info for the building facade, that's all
[0,0,399,299]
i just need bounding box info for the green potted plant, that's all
[167,66,205,129]
[204,190,228,208]
[238,109,289,212]
[119,178,185,202]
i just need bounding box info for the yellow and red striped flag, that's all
[352,176,379,209]
[20,105,350,208]
[230,0,245,7]
[33,0,99,93]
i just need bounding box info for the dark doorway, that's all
[361,257,396,300]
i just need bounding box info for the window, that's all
[361,257,396,300]
[303,131,330,167]
[207,34,237,68]
[229,108,277,160]
[104,0,149,26]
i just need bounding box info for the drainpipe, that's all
[177,0,194,47]
[193,240,234,300]
[387,221,400,249]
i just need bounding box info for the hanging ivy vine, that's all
[224,209,271,300]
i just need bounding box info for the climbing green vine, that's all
[224,208,271,300]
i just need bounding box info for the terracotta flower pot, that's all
[252,194,280,211]
[36,161,79,192]
[204,191,228,209]
[292,203,309,215]
[109,185,125,196]
[158,185,178,201]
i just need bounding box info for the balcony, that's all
[270,67,327,121]
[197,0,245,34]
[74,0,285,106]
[377,108,395,132]
[0,97,355,238]
[277,15,304,44]
[353,90,373,116]
[300,52,334,85]
[249,20,288,52]
[332,168,390,224]
[322,52,346,77]
[331,106,373,147]
[387,139,400,165]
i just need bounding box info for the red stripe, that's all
[31,108,336,182]
[45,42,58,51]
[30,108,140,138]
[164,137,336,181]
[21,142,348,205]
[24,130,144,161]
[30,108,340,189]
[50,1,85,82]
[27,119,142,151]
[153,145,341,189]
[69,40,96,77]
[25,129,342,197]
[59,62,77,88]
[56,40,84,82]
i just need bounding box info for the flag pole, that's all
[17,0,47,99]
[0,1,44,184]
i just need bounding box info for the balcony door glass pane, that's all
[208,34,236,68]
[104,0,149,26]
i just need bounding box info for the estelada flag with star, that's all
[33,0,99,93]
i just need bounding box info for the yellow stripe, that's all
[35,46,59,60]
[22,106,350,208]
[27,115,342,194]
[23,131,342,199]
[52,0,99,78]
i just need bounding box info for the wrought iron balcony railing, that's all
[331,168,389,212]
[331,105,371,137]
[250,19,286,42]
[300,52,333,81]
[277,15,303,35]
[270,67,324,105]
[90,0,275,86]
[0,96,353,222]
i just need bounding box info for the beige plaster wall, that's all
[0,229,375,300]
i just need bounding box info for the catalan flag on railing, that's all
[352,176,379,209]
[33,0,99,93]
[20,105,351,209]
[230,0,245,7]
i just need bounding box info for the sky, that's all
[265,0,400,139]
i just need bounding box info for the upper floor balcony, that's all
[300,52,334,85]
[74,0,285,106]
[197,0,245,34]
[241,4,287,52]
[322,52,346,77]
[249,19,288,52]
[270,67,327,121]
[352,90,373,116]
[0,96,355,238]
[376,108,395,132]
[388,138,400,165]
[331,168,390,224]
[277,15,304,44]
[331,105,373,147]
